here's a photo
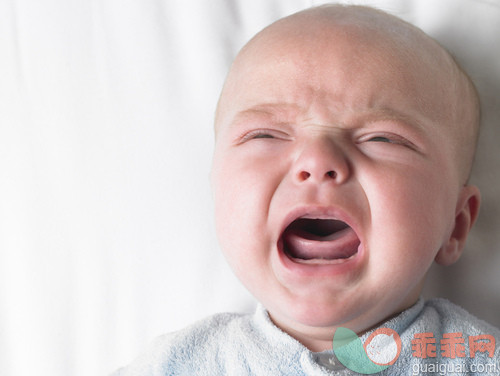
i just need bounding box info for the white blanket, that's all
[0,1,499,375]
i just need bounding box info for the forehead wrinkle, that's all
[302,99,430,133]
[230,103,429,140]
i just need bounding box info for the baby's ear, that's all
[435,185,481,266]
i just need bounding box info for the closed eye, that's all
[368,136,392,143]
[362,133,414,147]
[238,128,290,143]
[252,133,275,139]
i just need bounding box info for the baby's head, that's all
[211,5,481,351]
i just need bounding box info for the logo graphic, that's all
[333,327,402,374]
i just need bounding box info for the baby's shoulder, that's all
[112,311,252,376]
[162,310,247,342]
[423,297,500,337]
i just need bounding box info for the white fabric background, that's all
[0,0,498,375]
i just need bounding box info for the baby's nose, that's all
[292,137,350,185]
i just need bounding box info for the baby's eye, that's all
[357,128,421,153]
[368,136,392,143]
[238,128,289,143]
[251,133,275,139]
[363,133,410,146]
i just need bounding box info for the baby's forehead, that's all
[221,11,452,123]
[230,7,457,96]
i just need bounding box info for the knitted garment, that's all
[113,298,500,375]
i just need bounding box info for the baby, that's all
[115,5,499,375]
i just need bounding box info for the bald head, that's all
[215,5,480,183]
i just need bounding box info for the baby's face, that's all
[212,15,479,349]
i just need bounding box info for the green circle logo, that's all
[332,327,401,374]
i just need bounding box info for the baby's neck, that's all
[268,312,339,352]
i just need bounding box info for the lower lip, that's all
[275,238,363,278]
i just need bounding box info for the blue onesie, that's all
[113,298,500,375]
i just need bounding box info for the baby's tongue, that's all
[283,220,360,260]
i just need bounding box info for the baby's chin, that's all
[266,296,365,332]
[266,290,421,337]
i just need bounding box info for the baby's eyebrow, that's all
[231,103,302,126]
[359,108,427,133]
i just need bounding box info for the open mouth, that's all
[281,217,360,263]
